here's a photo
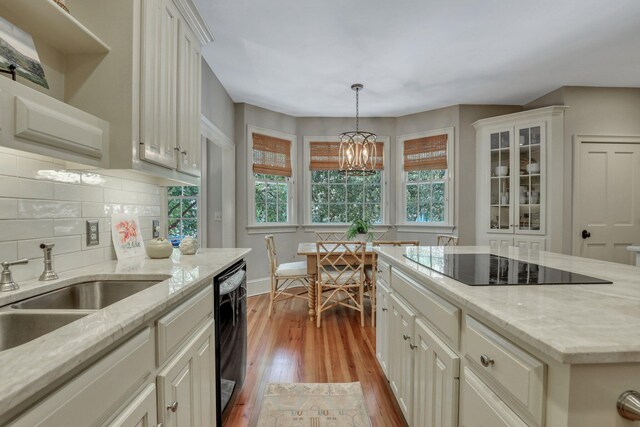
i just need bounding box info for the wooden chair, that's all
[265,235,312,317]
[366,241,420,325]
[437,235,459,246]
[315,231,347,241]
[316,241,367,328]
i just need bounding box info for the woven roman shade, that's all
[252,133,292,177]
[309,141,384,171]
[403,134,448,171]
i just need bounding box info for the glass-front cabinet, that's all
[475,106,565,252]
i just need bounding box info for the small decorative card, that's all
[111,214,145,260]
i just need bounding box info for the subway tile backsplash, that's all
[0,148,162,282]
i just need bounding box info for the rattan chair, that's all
[437,235,459,246]
[265,235,312,317]
[315,231,347,241]
[316,241,367,328]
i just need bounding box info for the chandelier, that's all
[339,84,377,175]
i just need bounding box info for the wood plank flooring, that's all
[224,292,406,426]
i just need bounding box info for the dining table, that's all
[296,242,378,319]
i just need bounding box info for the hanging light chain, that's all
[355,86,359,132]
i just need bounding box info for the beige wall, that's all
[201,60,235,140]
[525,86,640,253]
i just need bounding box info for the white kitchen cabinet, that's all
[389,293,416,424]
[412,318,459,427]
[107,384,158,427]
[489,236,546,251]
[375,279,391,378]
[158,319,215,427]
[474,106,566,252]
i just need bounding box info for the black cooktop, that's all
[403,252,612,286]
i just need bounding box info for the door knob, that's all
[581,229,591,239]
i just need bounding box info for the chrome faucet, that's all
[39,243,58,281]
[0,259,28,291]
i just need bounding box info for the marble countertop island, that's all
[375,246,640,365]
[0,248,250,419]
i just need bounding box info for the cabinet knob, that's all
[409,343,417,350]
[402,334,410,341]
[617,390,640,421]
[381,307,388,312]
[480,354,494,367]
[167,401,178,412]
[376,269,383,274]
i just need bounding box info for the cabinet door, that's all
[389,294,416,424]
[514,236,546,251]
[488,237,513,250]
[514,122,546,235]
[413,318,459,427]
[140,0,178,169]
[488,128,515,233]
[176,20,202,177]
[108,384,158,427]
[375,280,391,378]
[158,319,215,427]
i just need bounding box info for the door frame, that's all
[201,115,236,248]
[572,134,640,256]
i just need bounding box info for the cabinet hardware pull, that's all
[617,390,640,421]
[376,269,383,274]
[381,307,388,312]
[402,334,410,341]
[167,401,178,412]
[174,146,182,152]
[480,354,494,367]
[409,343,417,350]
[181,150,187,155]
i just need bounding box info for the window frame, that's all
[303,135,390,227]
[396,127,455,232]
[246,125,297,232]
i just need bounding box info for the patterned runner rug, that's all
[256,382,372,426]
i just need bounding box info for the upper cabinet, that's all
[474,106,567,253]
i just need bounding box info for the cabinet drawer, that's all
[391,269,460,349]
[12,328,154,427]
[376,258,391,285]
[464,316,545,424]
[461,367,527,427]
[156,285,213,365]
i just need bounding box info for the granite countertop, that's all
[374,245,640,365]
[0,248,250,419]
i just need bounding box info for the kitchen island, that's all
[374,245,640,427]
[0,248,250,426]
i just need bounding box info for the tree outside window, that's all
[405,170,446,222]
[254,173,289,223]
[167,186,199,246]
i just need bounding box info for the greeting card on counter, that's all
[111,214,145,260]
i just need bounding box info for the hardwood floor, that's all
[224,292,406,426]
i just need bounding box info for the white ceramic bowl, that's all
[494,166,509,176]
[526,163,540,174]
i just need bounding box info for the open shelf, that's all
[0,0,110,54]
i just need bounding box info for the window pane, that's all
[182,186,199,196]
[328,204,346,223]
[168,219,181,238]
[346,184,363,203]
[406,184,418,206]
[407,171,421,182]
[346,174,364,185]
[406,203,418,222]
[328,185,345,204]
[347,203,363,222]
[167,186,182,197]
[328,170,345,183]
[311,184,328,204]
[182,219,198,237]
[255,182,266,209]
[311,203,329,223]
[266,203,278,222]
[276,183,287,207]
[255,173,286,182]
[277,205,288,222]
[365,172,382,184]
[365,185,381,204]
[168,199,181,218]
[265,183,277,205]
[182,198,197,219]
[311,171,328,183]
[432,182,445,222]
[255,203,266,223]
[419,184,432,222]
[365,204,381,223]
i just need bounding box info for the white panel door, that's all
[577,142,640,264]
[413,318,460,427]
[176,19,202,176]
[389,294,416,424]
[375,280,391,378]
[140,0,179,169]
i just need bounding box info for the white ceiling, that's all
[195,0,640,117]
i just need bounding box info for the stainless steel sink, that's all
[11,280,161,310]
[0,311,87,351]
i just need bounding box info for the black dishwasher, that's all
[214,260,247,425]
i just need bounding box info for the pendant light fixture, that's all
[338,83,377,175]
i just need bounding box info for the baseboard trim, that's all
[247,277,270,297]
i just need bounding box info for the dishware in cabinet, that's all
[515,123,545,234]
[489,128,514,233]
